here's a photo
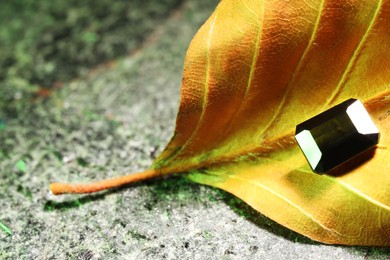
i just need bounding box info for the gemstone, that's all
[295,99,379,173]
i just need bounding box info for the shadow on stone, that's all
[221,192,318,245]
[44,191,110,211]
[42,175,390,258]
[43,175,316,243]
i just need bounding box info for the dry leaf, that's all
[50,0,390,246]
[152,0,390,245]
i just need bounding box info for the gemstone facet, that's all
[295,99,379,173]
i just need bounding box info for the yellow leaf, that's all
[50,0,390,246]
[153,0,390,245]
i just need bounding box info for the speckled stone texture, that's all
[0,1,389,259]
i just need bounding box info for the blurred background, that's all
[0,0,184,114]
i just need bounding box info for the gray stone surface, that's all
[0,1,389,259]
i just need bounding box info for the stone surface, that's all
[295,99,379,173]
[0,1,389,259]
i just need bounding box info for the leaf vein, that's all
[242,0,260,20]
[243,0,263,98]
[257,0,326,140]
[229,174,343,237]
[327,0,383,106]
[326,176,390,211]
[164,12,218,163]
[199,85,390,176]
[199,0,265,153]
[221,1,265,120]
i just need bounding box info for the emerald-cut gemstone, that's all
[295,99,379,173]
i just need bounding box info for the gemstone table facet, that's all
[295,99,379,173]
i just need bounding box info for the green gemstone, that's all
[295,99,379,173]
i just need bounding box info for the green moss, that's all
[0,220,12,235]
[15,160,27,173]
[76,157,89,167]
[127,230,149,241]
[202,231,213,240]
[0,120,5,130]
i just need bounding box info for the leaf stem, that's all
[50,168,167,195]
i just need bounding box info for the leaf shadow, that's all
[44,191,109,211]
[219,189,318,245]
[135,175,320,244]
[146,175,321,244]
[43,175,390,258]
[43,175,317,243]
